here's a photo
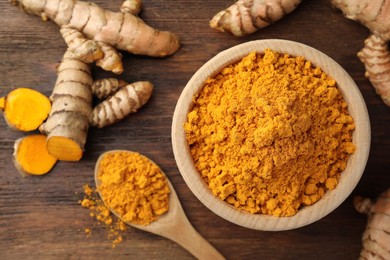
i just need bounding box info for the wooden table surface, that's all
[1,0,389,259]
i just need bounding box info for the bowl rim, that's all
[171,39,371,231]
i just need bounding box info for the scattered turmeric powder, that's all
[84,228,92,238]
[79,184,128,248]
[96,151,170,225]
[185,49,356,217]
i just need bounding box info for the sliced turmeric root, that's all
[13,134,58,176]
[46,136,83,161]
[0,88,51,131]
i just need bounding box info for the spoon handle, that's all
[163,213,225,260]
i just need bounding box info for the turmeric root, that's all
[354,189,390,260]
[357,34,390,106]
[210,0,302,36]
[0,88,51,131]
[13,134,58,176]
[11,0,180,73]
[121,0,142,15]
[91,80,153,128]
[40,50,94,161]
[331,0,390,39]
[331,0,390,106]
[91,78,128,100]
[39,51,153,161]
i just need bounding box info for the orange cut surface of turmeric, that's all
[46,136,83,161]
[14,134,57,175]
[1,88,51,131]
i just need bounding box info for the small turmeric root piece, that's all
[121,0,142,15]
[95,42,124,74]
[210,0,302,36]
[354,189,390,260]
[13,134,57,176]
[357,34,390,106]
[0,88,51,131]
[91,78,128,100]
[40,50,93,161]
[91,80,153,128]
[60,26,124,74]
[59,25,104,64]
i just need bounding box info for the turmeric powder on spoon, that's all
[184,49,356,217]
[96,151,170,226]
[80,151,170,247]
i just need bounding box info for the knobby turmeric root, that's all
[357,34,390,106]
[332,0,390,106]
[11,0,181,73]
[91,78,128,100]
[331,0,390,39]
[39,51,153,161]
[13,134,58,176]
[40,50,93,161]
[0,88,51,131]
[121,0,142,14]
[210,0,302,36]
[354,189,390,260]
[91,79,153,128]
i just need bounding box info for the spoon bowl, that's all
[94,150,225,259]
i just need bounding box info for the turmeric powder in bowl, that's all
[184,49,356,217]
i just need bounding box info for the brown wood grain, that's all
[0,0,389,259]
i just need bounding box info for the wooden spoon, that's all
[95,150,225,260]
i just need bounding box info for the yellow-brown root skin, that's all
[91,81,153,128]
[331,0,390,39]
[60,25,104,63]
[121,0,142,15]
[95,42,123,74]
[91,78,128,99]
[331,1,390,107]
[40,50,93,161]
[14,0,181,73]
[354,189,390,260]
[358,34,390,106]
[13,135,57,176]
[210,0,302,36]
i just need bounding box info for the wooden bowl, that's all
[171,39,371,231]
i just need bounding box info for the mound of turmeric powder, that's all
[96,151,170,225]
[185,49,355,217]
[80,151,170,247]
